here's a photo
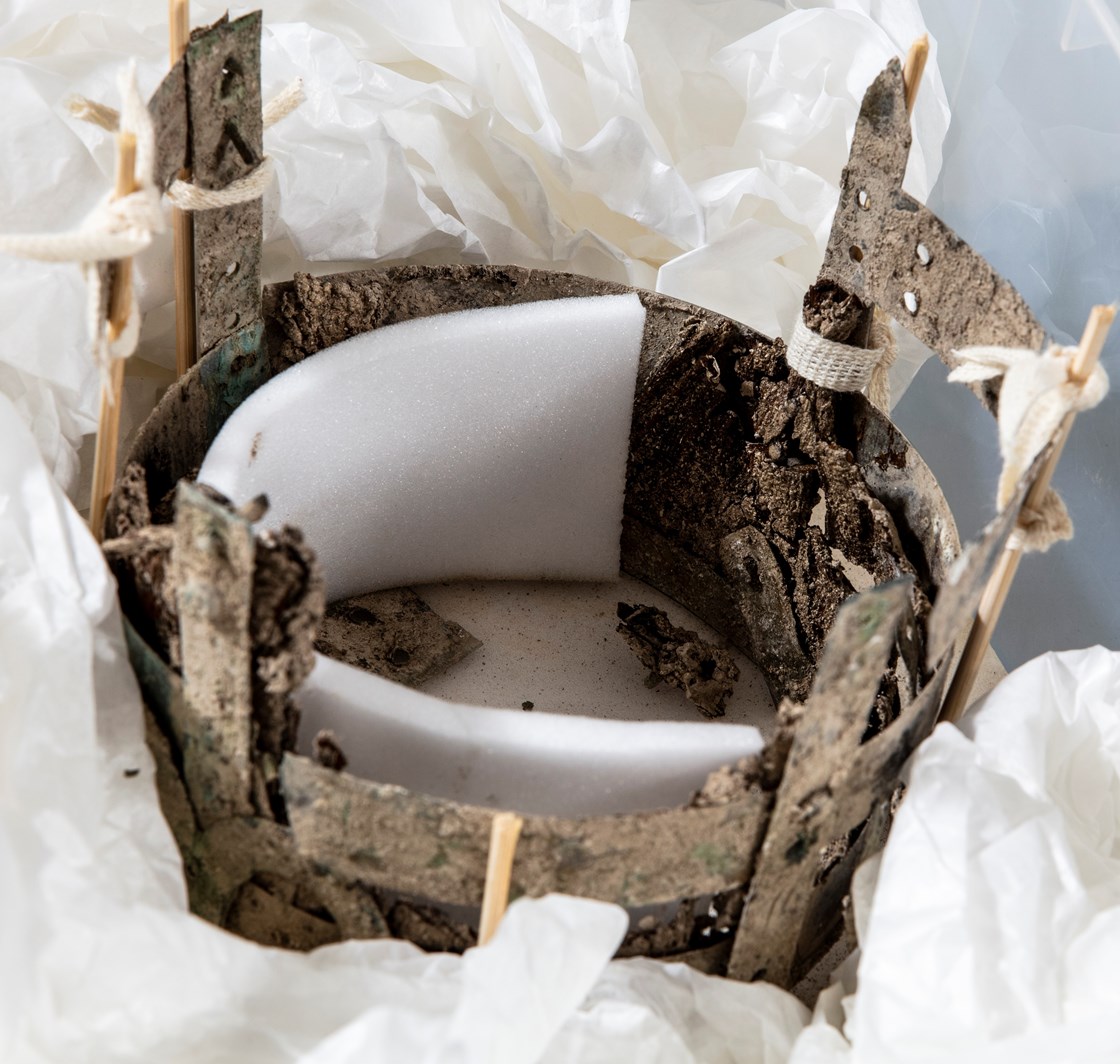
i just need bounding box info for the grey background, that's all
[896,0,1120,668]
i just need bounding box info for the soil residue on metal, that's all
[315,588,480,687]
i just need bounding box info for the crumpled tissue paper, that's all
[789,648,1120,1063]
[0,388,812,1060]
[0,0,949,497]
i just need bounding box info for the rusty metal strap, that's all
[818,60,1045,376]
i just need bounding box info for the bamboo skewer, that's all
[478,812,524,946]
[940,304,1115,725]
[903,34,929,115]
[88,132,138,541]
[170,0,197,377]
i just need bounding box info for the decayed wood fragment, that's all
[314,730,348,771]
[104,523,180,668]
[111,460,152,538]
[718,527,814,698]
[316,588,481,686]
[186,12,265,355]
[172,481,256,824]
[727,580,913,984]
[250,525,324,763]
[841,395,960,589]
[616,601,739,718]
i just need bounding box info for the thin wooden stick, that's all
[106,133,137,343]
[940,304,1115,724]
[478,811,524,946]
[89,132,138,541]
[170,0,197,377]
[903,34,929,116]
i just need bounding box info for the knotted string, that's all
[0,72,305,383]
[949,342,1109,552]
[0,63,162,382]
[66,77,303,212]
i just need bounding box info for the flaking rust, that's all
[102,26,1051,988]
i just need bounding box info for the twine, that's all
[68,76,304,135]
[64,94,119,132]
[67,77,303,212]
[786,308,896,411]
[0,73,306,380]
[0,63,162,378]
[262,78,305,128]
[950,342,1109,552]
[167,158,275,210]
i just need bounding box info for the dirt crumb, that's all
[314,730,348,772]
[616,602,739,718]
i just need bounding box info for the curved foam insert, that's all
[300,656,763,817]
[199,295,763,816]
[200,296,647,600]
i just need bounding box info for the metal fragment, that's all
[185,12,265,355]
[316,588,481,686]
[817,60,1045,384]
[173,480,255,824]
[727,580,913,984]
[280,754,771,910]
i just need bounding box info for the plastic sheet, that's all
[788,648,1120,1062]
[0,0,949,495]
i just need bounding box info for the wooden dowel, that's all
[89,358,127,541]
[170,0,197,377]
[903,34,929,116]
[89,132,139,541]
[940,304,1115,724]
[478,812,524,946]
[107,132,137,341]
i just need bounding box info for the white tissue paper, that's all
[15,2,1070,1060]
[0,0,949,496]
[789,648,1120,1063]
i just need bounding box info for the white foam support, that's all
[200,296,647,599]
[200,295,765,816]
[300,656,763,816]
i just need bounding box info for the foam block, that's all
[297,656,764,816]
[199,295,646,599]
